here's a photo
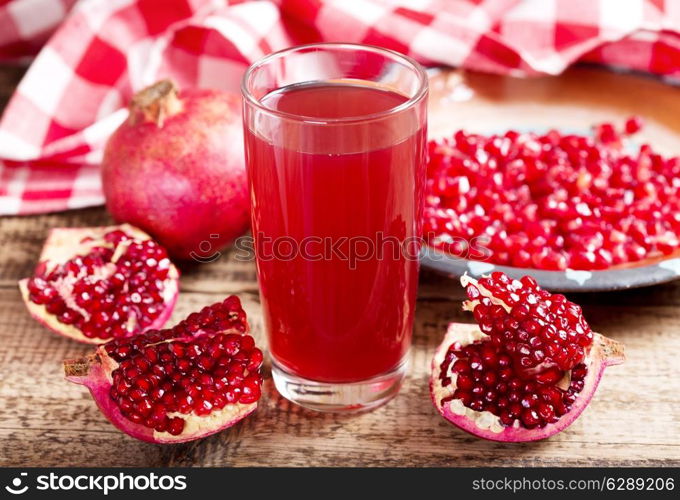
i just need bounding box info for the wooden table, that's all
[1,66,679,467]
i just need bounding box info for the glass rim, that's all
[240,42,429,124]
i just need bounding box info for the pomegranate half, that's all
[102,80,250,261]
[19,224,179,344]
[65,296,262,444]
[430,272,624,441]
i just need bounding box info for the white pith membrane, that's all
[430,274,625,441]
[65,327,258,444]
[18,224,179,344]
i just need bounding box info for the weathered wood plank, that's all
[1,283,679,466]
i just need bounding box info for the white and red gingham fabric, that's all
[0,0,678,215]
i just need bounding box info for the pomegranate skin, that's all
[102,82,249,260]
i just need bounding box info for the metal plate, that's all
[421,67,680,291]
[421,246,680,292]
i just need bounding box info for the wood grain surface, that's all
[1,65,679,467]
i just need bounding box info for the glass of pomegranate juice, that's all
[241,43,428,411]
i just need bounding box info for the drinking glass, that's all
[241,43,428,411]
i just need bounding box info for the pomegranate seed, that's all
[536,367,563,385]
[247,349,264,371]
[167,417,184,436]
[521,408,541,428]
[624,116,643,135]
[240,336,255,351]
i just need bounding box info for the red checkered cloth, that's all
[0,0,678,215]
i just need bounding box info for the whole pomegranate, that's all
[65,296,263,443]
[430,271,624,441]
[19,224,179,344]
[102,80,249,260]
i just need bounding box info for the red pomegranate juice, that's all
[245,82,426,382]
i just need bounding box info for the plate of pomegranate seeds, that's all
[421,68,680,291]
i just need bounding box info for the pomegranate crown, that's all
[129,79,183,127]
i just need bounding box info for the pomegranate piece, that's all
[430,271,624,441]
[19,224,179,344]
[102,80,250,260]
[624,116,643,135]
[424,117,680,270]
[64,296,262,444]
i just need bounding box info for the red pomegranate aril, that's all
[470,400,484,412]
[521,408,541,428]
[624,116,643,135]
[213,395,227,410]
[247,349,264,371]
[499,411,514,426]
[240,377,261,404]
[135,377,152,392]
[535,367,563,385]
[128,388,146,401]
[483,371,496,386]
[425,118,680,270]
[195,399,213,416]
[508,390,521,403]
[456,374,473,390]
[521,393,539,409]
[431,272,625,442]
[135,399,154,417]
[150,387,165,401]
[225,388,240,404]
[197,355,214,371]
[127,412,144,424]
[167,417,185,436]
[240,335,255,351]
[471,384,485,396]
